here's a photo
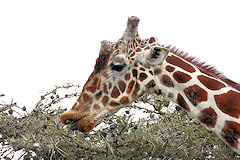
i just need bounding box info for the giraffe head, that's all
[60,16,169,132]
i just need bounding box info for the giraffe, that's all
[60,16,240,154]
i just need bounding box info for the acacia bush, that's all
[0,84,239,159]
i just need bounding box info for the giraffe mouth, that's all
[63,116,96,132]
[68,119,80,130]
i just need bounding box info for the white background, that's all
[1,0,240,109]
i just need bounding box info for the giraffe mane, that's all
[163,44,240,91]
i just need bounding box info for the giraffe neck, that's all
[152,49,240,154]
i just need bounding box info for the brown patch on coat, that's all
[86,86,97,93]
[109,101,120,107]
[197,75,226,90]
[198,107,217,128]
[168,92,174,99]
[111,86,120,98]
[127,80,135,93]
[160,75,174,87]
[145,80,156,88]
[149,37,156,43]
[139,73,148,81]
[140,67,145,71]
[173,71,192,83]
[215,90,240,118]
[118,80,126,93]
[95,91,102,100]
[221,120,240,148]
[177,94,190,112]
[132,69,138,78]
[108,82,112,90]
[103,84,108,94]
[93,104,101,110]
[184,85,208,106]
[166,65,175,72]
[120,96,130,105]
[101,96,109,106]
[82,93,92,104]
[124,73,131,81]
[132,82,140,98]
[166,55,196,73]
[154,68,162,75]
[136,48,142,52]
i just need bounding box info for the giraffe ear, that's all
[144,46,169,65]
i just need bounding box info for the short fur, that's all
[162,44,240,91]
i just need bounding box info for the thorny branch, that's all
[0,83,238,159]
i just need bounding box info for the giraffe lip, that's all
[69,119,80,131]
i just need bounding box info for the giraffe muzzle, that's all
[66,116,95,132]
[60,108,96,132]
[69,119,79,130]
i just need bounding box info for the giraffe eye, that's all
[110,62,126,72]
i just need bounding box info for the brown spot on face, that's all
[221,121,240,148]
[111,86,120,98]
[197,75,226,90]
[198,107,217,128]
[120,96,130,105]
[92,77,99,86]
[177,94,190,112]
[139,73,148,81]
[86,86,97,93]
[132,69,138,78]
[93,104,101,110]
[124,73,131,81]
[154,68,162,75]
[184,85,208,106]
[149,37,156,43]
[130,52,135,57]
[215,90,240,118]
[166,65,175,72]
[95,91,102,100]
[118,80,126,93]
[136,48,142,52]
[132,82,140,98]
[103,84,108,94]
[168,92,174,98]
[82,93,92,104]
[134,62,138,67]
[161,75,174,87]
[166,55,196,73]
[109,101,120,107]
[128,49,133,54]
[127,80,135,93]
[140,67,145,71]
[108,82,112,89]
[149,70,153,75]
[101,96,109,106]
[145,80,156,88]
[144,46,150,50]
[173,71,192,83]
